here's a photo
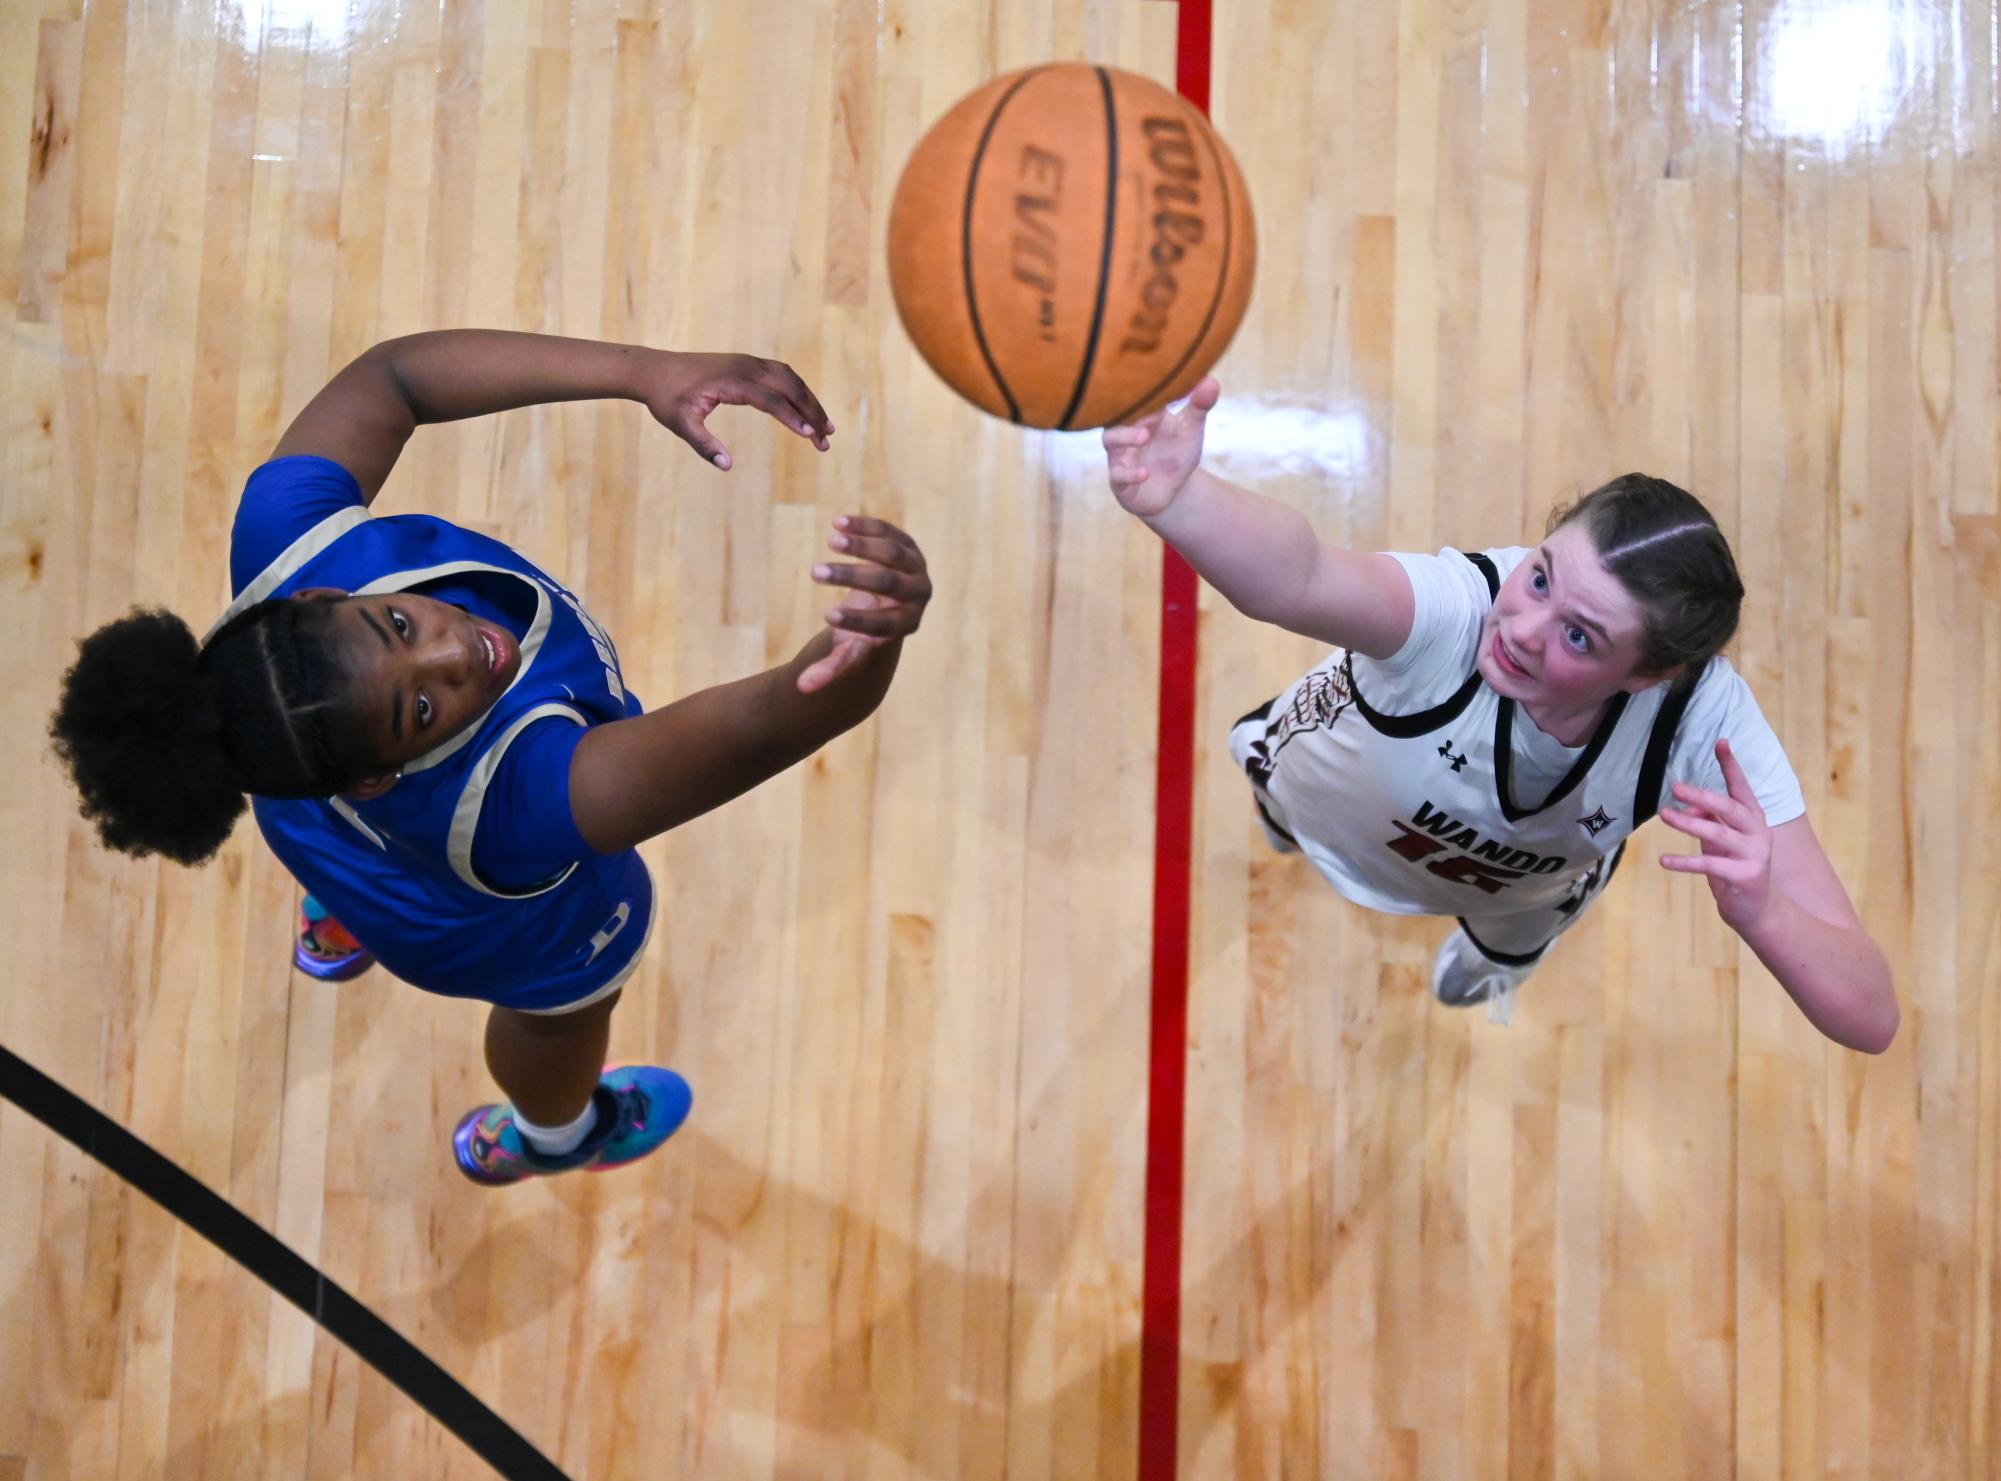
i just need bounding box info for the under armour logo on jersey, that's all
[1437,738,1469,772]
[1578,806,1615,837]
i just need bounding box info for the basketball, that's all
[887,62,1257,431]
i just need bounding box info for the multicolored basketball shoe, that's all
[294,895,375,981]
[451,1064,693,1186]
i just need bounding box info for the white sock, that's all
[514,1096,599,1157]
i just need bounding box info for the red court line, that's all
[1139,547,1197,1481]
[1138,6,1212,1478]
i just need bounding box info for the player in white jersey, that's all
[1103,378,1898,1050]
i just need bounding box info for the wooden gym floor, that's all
[1,0,1997,1476]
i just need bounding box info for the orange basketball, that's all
[887,63,1256,431]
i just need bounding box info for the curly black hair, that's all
[49,600,379,866]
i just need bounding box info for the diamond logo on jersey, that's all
[1578,806,1615,837]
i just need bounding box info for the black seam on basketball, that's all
[1056,67,1120,431]
[0,1044,572,1481]
[1104,97,1238,428]
[963,69,1045,425]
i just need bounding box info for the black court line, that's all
[0,1044,571,1481]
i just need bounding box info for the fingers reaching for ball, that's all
[1101,376,1222,517]
[797,516,934,693]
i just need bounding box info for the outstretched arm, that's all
[271,330,836,502]
[564,517,931,854]
[1659,738,1900,1053]
[1102,377,1414,657]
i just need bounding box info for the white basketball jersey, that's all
[1237,547,1803,922]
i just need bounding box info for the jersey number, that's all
[1384,823,1526,895]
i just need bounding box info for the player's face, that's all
[317,592,523,771]
[1477,523,1665,712]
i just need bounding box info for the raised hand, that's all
[1101,375,1221,517]
[798,516,933,693]
[1658,738,1775,932]
[639,351,835,470]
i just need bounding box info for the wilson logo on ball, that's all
[1122,115,1206,360]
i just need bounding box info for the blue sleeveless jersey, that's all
[216,504,652,1010]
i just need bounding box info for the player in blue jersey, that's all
[51,330,934,1183]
